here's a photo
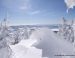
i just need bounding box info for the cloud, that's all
[19,4,31,11]
[64,0,75,13]
[19,0,31,11]
[29,10,40,15]
[2,0,31,12]
[2,0,41,15]
[19,6,28,10]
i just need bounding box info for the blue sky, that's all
[0,0,75,25]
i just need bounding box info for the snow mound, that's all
[9,38,42,58]
[30,28,75,58]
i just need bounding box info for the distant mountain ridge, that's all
[10,24,59,29]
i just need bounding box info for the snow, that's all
[0,27,75,58]
[64,0,75,13]
[31,28,75,58]
[51,28,59,32]
[9,39,42,58]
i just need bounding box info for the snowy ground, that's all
[0,27,75,58]
[9,38,42,58]
[32,28,75,58]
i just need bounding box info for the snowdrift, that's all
[30,28,75,58]
[1,28,75,58]
[9,38,42,58]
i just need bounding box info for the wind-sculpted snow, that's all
[9,38,42,58]
[30,28,75,58]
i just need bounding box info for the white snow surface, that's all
[3,28,75,58]
[51,28,59,31]
[31,28,75,58]
[9,39,42,58]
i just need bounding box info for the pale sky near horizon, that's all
[0,0,75,25]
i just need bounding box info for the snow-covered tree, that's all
[67,20,74,42]
[0,18,12,58]
[59,17,74,43]
[19,28,29,39]
[11,29,21,45]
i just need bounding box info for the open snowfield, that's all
[0,27,75,58]
[8,28,75,58]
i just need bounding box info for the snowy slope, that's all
[3,27,75,58]
[9,39,42,58]
[30,28,75,58]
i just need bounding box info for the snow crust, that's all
[31,28,75,58]
[0,27,75,58]
[9,38,42,58]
